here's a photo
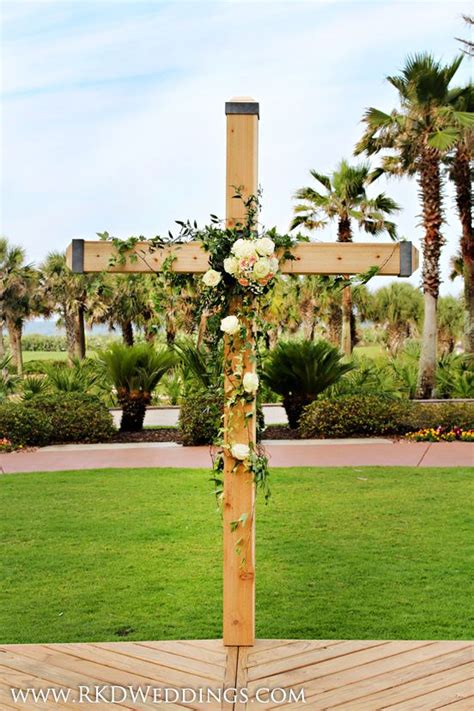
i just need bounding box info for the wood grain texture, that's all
[0,640,471,710]
[66,240,418,276]
[222,100,258,647]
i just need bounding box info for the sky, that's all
[1,0,472,296]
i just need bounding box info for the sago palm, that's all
[355,53,472,397]
[98,343,176,431]
[291,160,399,355]
[262,339,353,428]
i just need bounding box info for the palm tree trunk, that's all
[452,142,474,353]
[6,318,23,375]
[64,310,77,364]
[416,147,443,399]
[338,214,353,356]
[121,320,134,346]
[73,304,86,359]
[0,321,5,358]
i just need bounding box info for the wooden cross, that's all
[66,97,419,648]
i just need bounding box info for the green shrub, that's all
[299,395,474,439]
[0,402,53,446]
[26,393,116,444]
[22,334,67,352]
[179,390,222,446]
[415,402,474,431]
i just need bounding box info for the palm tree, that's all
[446,84,473,352]
[40,252,90,361]
[367,283,423,355]
[0,238,41,374]
[98,343,176,431]
[291,160,399,355]
[437,295,465,355]
[262,339,354,428]
[355,53,470,397]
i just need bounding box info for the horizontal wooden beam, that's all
[66,240,419,277]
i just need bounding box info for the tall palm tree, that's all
[355,53,470,397]
[40,251,90,361]
[446,84,474,353]
[0,238,41,374]
[367,282,423,355]
[291,160,399,355]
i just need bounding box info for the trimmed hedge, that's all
[0,394,115,446]
[178,390,266,446]
[179,390,222,446]
[299,395,474,439]
[0,403,54,447]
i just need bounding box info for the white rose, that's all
[223,257,239,275]
[255,237,275,256]
[269,256,279,274]
[242,372,259,394]
[231,443,250,460]
[202,269,222,287]
[232,238,256,259]
[253,257,271,279]
[220,315,240,335]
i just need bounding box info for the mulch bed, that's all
[112,424,298,444]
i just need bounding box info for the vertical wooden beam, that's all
[223,97,259,647]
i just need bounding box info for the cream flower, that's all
[253,257,271,279]
[269,256,279,274]
[242,372,259,394]
[223,256,239,275]
[231,443,250,460]
[255,237,275,256]
[232,238,256,259]
[202,269,222,287]
[220,315,240,335]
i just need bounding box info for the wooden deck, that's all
[0,639,472,709]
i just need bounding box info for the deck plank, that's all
[0,639,471,710]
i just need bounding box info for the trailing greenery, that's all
[299,394,474,439]
[262,339,354,428]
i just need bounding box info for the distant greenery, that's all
[1,467,471,643]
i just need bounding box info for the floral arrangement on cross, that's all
[184,193,300,515]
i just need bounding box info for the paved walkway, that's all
[0,439,472,473]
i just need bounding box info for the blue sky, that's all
[1,0,472,294]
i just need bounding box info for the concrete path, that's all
[0,440,472,473]
[110,404,288,427]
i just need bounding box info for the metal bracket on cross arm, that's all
[70,239,85,274]
[398,241,414,278]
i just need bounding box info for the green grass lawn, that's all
[1,467,472,644]
[23,350,68,362]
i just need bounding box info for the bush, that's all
[179,390,222,446]
[25,393,116,444]
[22,334,67,352]
[0,402,53,446]
[298,395,474,439]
